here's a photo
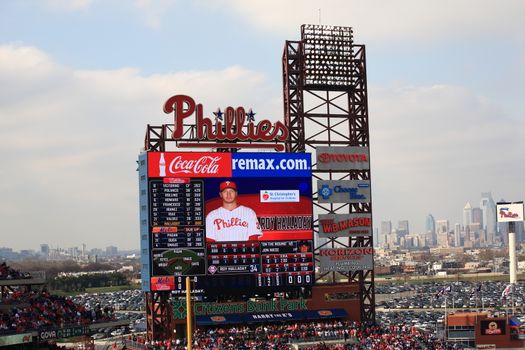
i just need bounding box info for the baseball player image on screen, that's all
[206,180,263,242]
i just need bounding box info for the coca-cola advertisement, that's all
[148,152,232,178]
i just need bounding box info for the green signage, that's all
[0,333,32,346]
[172,299,308,320]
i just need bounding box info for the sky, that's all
[1,0,524,251]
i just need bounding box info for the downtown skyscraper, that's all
[480,192,497,245]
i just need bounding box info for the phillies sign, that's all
[496,202,524,223]
[163,95,289,151]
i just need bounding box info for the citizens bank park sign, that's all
[163,95,288,151]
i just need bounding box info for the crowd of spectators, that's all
[124,320,464,350]
[0,289,116,334]
[0,262,31,280]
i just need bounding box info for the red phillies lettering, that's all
[213,218,248,230]
[168,156,221,175]
[164,95,289,142]
[163,95,197,139]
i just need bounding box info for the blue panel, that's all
[243,311,306,323]
[304,308,348,319]
[195,314,244,326]
[232,153,312,177]
[138,152,151,292]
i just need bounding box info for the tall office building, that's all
[373,228,379,248]
[454,223,461,247]
[106,246,118,256]
[517,222,525,243]
[472,207,483,227]
[381,221,392,235]
[499,220,509,246]
[425,214,436,246]
[463,202,472,229]
[40,244,49,257]
[480,192,497,245]
[436,219,449,248]
[380,221,392,248]
[397,220,409,237]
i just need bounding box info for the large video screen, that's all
[145,152,313,294]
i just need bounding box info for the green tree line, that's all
[48,272,128,292]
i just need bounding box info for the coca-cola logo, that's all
[168,156,221,175]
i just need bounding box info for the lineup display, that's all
[149,179,204,227]
[146,152,314,293]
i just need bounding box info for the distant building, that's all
[463,202,472,229]
[373,228,379,248]
[397,220,409,236]
[426,214,436,246]
[436,219,449,248]
[106,246,118,256]
[454,223,461,247]
[380,221,392,248]
[480,192,497,245]
[40,244,49,257]
[425,214,437,246]
[471,207,483,227]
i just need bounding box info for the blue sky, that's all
[1,0,524,251]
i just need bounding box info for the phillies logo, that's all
[163,95,289,151]
[169,155,221,175]
[212,218,248,230]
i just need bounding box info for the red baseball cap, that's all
[220,181,237,192]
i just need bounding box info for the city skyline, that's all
[1,1,525,250]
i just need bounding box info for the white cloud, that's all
[46,0,93,12]
[220,0,525,44]
[369,83,525,230]
[0,44,277,251]
[133,0,177,30]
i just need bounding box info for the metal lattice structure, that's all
[283,24,375,324]
[145,292,172,341]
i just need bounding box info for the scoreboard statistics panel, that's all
[146,152,313,294]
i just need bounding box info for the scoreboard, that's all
[139,152,314,294]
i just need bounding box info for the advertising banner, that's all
[0,333,32,346]
[151,276,176,291]
[146,152,314,293]
[496,202,524,223]
[317,180,371,203]
[316,146,369,170]
[318,214,372,237]
[148,152,232,178]
[38,326,89,342]
[480,319,506,335]
[318,248,374,272]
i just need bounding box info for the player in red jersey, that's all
[206,181,262,242]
